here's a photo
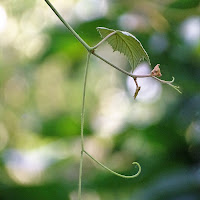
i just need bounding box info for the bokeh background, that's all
[0,0,200,199]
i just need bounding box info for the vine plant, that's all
[44,0,181,199]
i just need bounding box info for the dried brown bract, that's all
[151,64,162,77]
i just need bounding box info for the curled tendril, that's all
[84,150,141,179]
[168,76,175,83]
[152,76,182,94]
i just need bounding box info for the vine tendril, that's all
[84,150,141,178]
[152,76,182,93]
[78,53,91,200]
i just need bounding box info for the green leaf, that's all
[97,27,151,71]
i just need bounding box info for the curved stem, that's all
[44,0,180,94]
[93,52,136,77]
[84,150,141,179]
[92,31,117,50]
[93,52,181,93]
[93,52,152,79]
[78,53,91,200]
[44,0,92,52]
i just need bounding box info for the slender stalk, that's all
[78,53,91,200]
[84,150,141,178]
[92,31,117,50]
[93,52,152,78]
[44,0,180,92]
[78,150,84,200]
[93,52,181,93]
[80,53,91,149]
[44,0,92,51]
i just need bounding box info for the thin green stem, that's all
[44,0,180,94]
[44,0,92,51]
[78,53,91,200]
[93,52,152,78]
[80,53,91,150]
[92,31,117,50]
[78,150,84,200]
[93,52,181,93]
[93,52,134,77]
[84,150,141,178]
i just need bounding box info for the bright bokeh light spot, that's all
[3,140,72,184]
[3,18,18,45]
[75,0,108,21]
[84,137,112,162]
[0,5,7,33]
[4,149,45,184]
[92,89,130,137]
[25,34,50,59]
[126,62,162,103]
[118,13,148,31]
[126,101,165,128]
[180,16,200,46]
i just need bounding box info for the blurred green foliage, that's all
[0,0,200,200]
